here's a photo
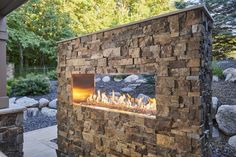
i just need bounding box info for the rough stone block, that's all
[82,132,94,143]
[187,59,200,67]
[186,10,202,26]
[174,42,186,56]
[156,134,175,148]
[97,58,107,67]
[153,33,172,45]
[119,58,133,65]
[168,15,179,37]
[103,47,121,57]
[169,60,186,69]
[150,45,160,58]
[129,48,140,58]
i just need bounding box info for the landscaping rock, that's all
[137,94,150,103]
[15,97,39,108]
[24,108,39,119]
[39,98,49,108]
[114,77,123,82]
[217,59,236,70]
[102,76,111,82]
[95,77,101,82]
[228,135,236,149]
[216,105,236,136]
[41,107,57,117]
[223,68,236,82]
[121,87,134,92]
[213,75,219,82]
[9,97,16,105]
[124,75,139,83]
[136,79,147,83]
[109,92,121,96]
[212,97,220,120]
[48,99,57,109]
[212,126,220,138]
[127,83,141,89]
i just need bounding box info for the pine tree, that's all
[175,0,236,59]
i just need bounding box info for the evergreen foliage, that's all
[175,0,236,59]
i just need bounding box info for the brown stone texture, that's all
[0,112,24,157]
[57,6,213,157]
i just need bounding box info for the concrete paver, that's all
[23,125,57,157]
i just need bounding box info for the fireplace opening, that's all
[72,74,156,115]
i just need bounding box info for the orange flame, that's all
[73,88,94,102]
[86,90,157,115]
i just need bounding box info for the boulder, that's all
[24,108,39,119]
[212,97,220,120]
[136,79,147,83]
[223,68,236,82]
[15,97,39,108]
[39,98,49,108]
[109,92,121,96]
[95,77,101,83]
[102,76,111,82]
[124,75,139,83]
[212,126,220,138]
[114,77,123,82]
[41,107,57,117]
[228,135,236,149]
[48,99,57,109]
[121,87,134,92]
[9,97,16,105]
[216,105,236,136]
[137,94,150,103]
[127,83,141,89]
[212,75,219,82]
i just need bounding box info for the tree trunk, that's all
[19,45,24,75]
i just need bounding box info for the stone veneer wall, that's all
[0,111,24,157]
[57,6,213,157]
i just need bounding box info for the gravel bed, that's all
[216,59,236,70]
[24,112,57,132]
[211,137,236,157]
[211,60,236,156]
[212,81,236,105]
[23,81,58,132]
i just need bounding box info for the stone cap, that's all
[57,5,213,44]
[0,151,7,157]
[0,105,26,115]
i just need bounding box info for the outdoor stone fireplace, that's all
[57,5,213,157]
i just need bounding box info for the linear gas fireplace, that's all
[57,6,213,157]
[72,74,156,115]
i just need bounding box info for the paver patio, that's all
[23,125,57,157]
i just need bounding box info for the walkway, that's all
[24,125,57,157]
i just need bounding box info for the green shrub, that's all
[11,74,50,96]
[212,61,224,77]
[7,79,16,96]
[7,84,11,96]
[47,70,57,80]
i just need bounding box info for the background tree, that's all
[7,0,75,71]
[7,0,174,74]
[7,9,43,73]
[175,0,236,59]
